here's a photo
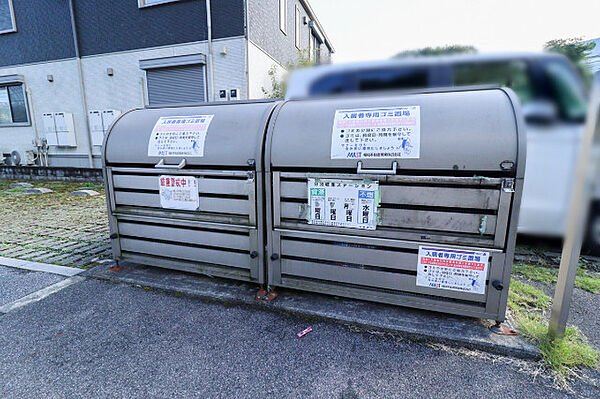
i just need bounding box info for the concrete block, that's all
[71,189,100,197]
[9,182,33,188]
[25,188,53,194]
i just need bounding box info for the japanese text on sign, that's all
[416,246,489,295]
[308,178,379,230]
[148,115,214,157]
[331,106,420,159]
[158,175,199,211]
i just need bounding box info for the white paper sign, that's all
[308,178,378,230]
[331,106,420,159]
[416,246,489,295]
[158,175,199,211]
[148,115,214,157]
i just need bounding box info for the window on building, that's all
[0,0,16,34]
[295,6,301,49]
[0,83,28,125]
[138,0,182,8]
[279,0,287,34]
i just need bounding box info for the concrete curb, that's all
[86,261,541,361]
[0,257,84,277]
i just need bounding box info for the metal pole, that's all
[206,0,215,102]
[549,74,600,338]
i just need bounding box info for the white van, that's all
[285,53,595,251]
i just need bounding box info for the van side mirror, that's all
[522,101,558,124]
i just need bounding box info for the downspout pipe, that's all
[206,0,215,102]
[68,0,94,168]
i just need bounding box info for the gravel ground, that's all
[0,265,64,307]
[0,278,597,399]
[0,179,110,269]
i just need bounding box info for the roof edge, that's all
[299,0,335,53]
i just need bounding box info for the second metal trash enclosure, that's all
[103,100,279,283]
[265,88,525,321]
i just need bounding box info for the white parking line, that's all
[0,256,83,277]
[0,276,85,314]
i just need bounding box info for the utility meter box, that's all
[264,88,525,321]
[43,112,76,147]
[90,109,122,146]
[102,101,279,283]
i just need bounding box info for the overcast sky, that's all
[309,0,600,63]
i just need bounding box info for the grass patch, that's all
[508,279,599,377]
[5,187,26,193]
[518,313,598,376]
[507,280,551,315]
[513,263,600,294]
[575,269,600,294]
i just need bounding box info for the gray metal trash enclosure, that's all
[102,100,278,283]
[265,88,525,321]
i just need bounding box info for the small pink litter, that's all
[297,327,312,338]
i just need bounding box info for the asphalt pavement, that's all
[0,266,64,307]
[1,272,598,398]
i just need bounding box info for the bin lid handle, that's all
[357,161,397,175]
[154,158,187,169]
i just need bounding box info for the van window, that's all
[543,60,587,121]
[453,61,535,105]
[309,73,351,96]
[356,67,429,91]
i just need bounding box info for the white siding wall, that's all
[0,59,91,167]
[0,37,248,168]
[248,40,286,99]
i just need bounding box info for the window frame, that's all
[0,0,17,35]
[0,81,30,127]
[279,0,287,35]
[138,0,183,8]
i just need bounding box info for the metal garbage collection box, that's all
[102,100,279,283]
[264,88,525,321]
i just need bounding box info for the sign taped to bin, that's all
[148,115,214,157]
[307,178,378,230]
[331,106,420,159]
[158,175,199,211]
[416,246,489,295]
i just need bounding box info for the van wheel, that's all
[585,206,600,256]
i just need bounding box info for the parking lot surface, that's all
[1,277,596,399]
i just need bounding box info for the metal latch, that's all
[501,178,515,193]
[357,161,397,175]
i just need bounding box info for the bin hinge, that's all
[109,233,118,239]
[247,171,255,182]
[501,178,515,193]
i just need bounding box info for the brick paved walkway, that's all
[0,180,111,269]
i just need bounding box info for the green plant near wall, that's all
[262,50,314,99]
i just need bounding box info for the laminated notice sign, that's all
[148,115,214,157]
[331,106,420,159]
[158,175,199,211]
[308,178,378,230]
[416,246,489,295]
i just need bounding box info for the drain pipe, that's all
[68,0,94,168]
[206,0,215,101]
